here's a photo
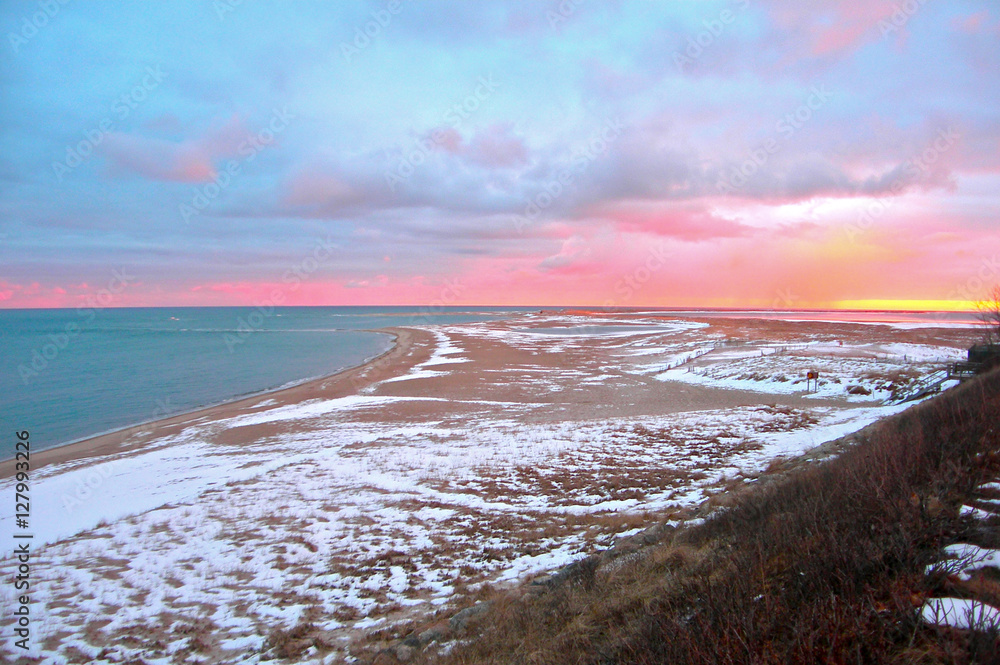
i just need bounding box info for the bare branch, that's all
[975,284,1000,345]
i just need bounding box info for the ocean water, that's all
[0,306,529,454]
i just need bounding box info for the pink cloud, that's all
[464,125,528,168]
[811,22,871,57]
[537,235,597,273]
[190,282,256,295]
[428,126,463,153]
[283,170,358,208]
[177,278,440,306]
[0,280,141,308]
[101,114,248,183]
[954,11,989,34]
[344,275,390,288]
[763,1,900,58]
[6,200,995,311]
[594,202,750,241]
[0,280,15,303]
[103,133,215,181]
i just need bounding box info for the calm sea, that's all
[0,306,532,454]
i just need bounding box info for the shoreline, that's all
[4,329,397,460]
[5,326,428,478]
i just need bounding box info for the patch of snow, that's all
[380,369,447,383]
[931,543,1000,579]
[961,505,994,520]
[921,598,1000,630]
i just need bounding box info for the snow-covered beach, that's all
[0,312,981,663]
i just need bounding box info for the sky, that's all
[1,0,998,310]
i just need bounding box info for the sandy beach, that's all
[0,311,981,663]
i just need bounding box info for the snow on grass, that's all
[875,343,966,363]
[579,373,621,384]
[753,404,912,456]
[518,323,699,338]
[497,544,586,583]
[221,395,450,427]
[462,317,707,353]
[0,402,903,662]
[921,598,1000,630]
[653,342,953,402]
[960,504,994,520]
[928,543,1000,579]
[629,343,716,374]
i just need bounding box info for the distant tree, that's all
[976,285,1000,345]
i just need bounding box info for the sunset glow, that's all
[2,1,999,309]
